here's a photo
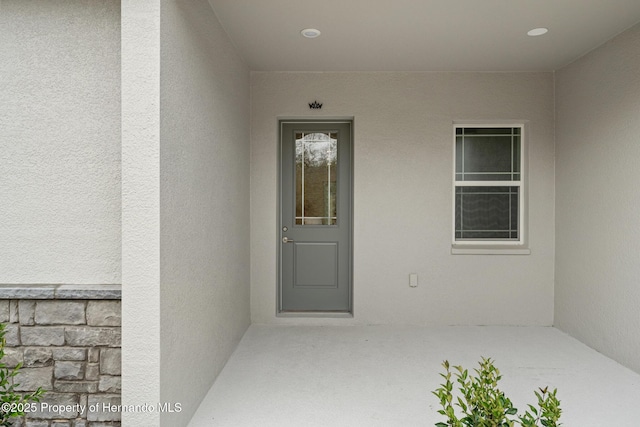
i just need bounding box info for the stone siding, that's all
[0,285,121,427]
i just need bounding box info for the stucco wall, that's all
[555,23,640,373]
[251,72,555,326]
[0,0,121,284]
[159,1,251,426]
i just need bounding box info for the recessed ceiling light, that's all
[527,27,548,37]
[301,28,321,39]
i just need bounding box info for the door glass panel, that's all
[295,132,338,225]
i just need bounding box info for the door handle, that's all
[282,237,294,243]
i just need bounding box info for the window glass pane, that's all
[456,127,521,181]
[295,132,337,225]
[455,136,463,174]
[462,127,514,135]
[510,189,519,235]
[513,135,521,174]
[455,186,519,240]
[462,135,512,174]
[460,173,514,181]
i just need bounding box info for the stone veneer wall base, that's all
[0,285,121,427]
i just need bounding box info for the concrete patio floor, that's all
[188,325,640,426]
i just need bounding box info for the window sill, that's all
[451,246,531,255]
[277,311,353,319]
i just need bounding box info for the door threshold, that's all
[277,310,353,319]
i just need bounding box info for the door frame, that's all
[277,118,354,316]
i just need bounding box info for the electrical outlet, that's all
[409,273,418,287]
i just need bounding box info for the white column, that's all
[121,0,161,425]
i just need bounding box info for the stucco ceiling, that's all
[208,0,640,72]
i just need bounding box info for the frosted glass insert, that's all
[295,132,338,225]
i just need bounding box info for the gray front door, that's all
[279,120,353,312]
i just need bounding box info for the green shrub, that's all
[433,357,561,427]
[0,324,45,426]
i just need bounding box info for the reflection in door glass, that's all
[295,132,338,225]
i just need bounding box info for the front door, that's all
[279,120,353,312]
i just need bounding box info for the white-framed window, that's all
[452,123,526,250]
